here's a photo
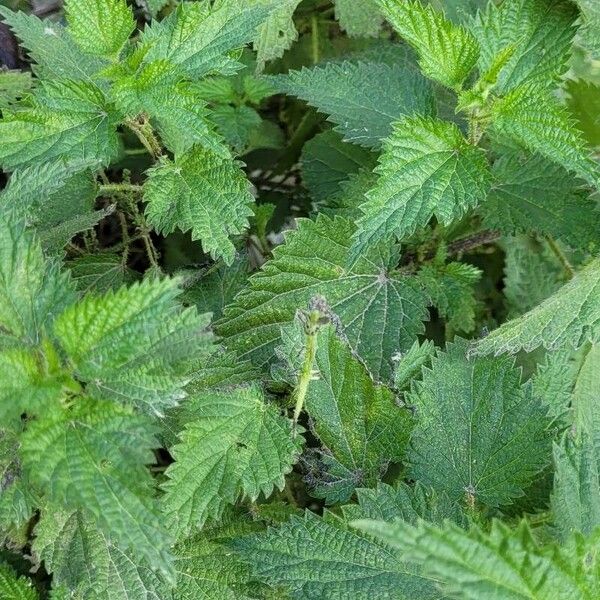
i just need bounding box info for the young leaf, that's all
[162,385,302,537]
[0,563,37,600]
[302,326,413,503]
[377,0,480,89]
[0,213,75,349]
[272,60,435,148]
[350,117,491,260]
[217,215,430,381]
[21,400,174,579]
[408,339,551,508]
[65,0,135,58]
[53,277,213,415]
[490,84,599,186]
[235,511,440,599]
[354,518,600,600]
[143,146,254,265]
[34,510,169,600]
[0,80,121,170]
[474,257,600,355]
[470,0,577,93]
[393,340,436,391]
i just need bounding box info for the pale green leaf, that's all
[393,339,435,391]
[272,60,435,148]
[377,0,479,89]
[0,563,37,600]
[162,385,302,537]
[470,0,577,92]
[21,400,174,580]
[350,117,491,260]
[335,0,383,37]
[65,0,135,58]
[53,277,212,415]
[0,70,33,109]
[475,257,600,355]
[143,147,254,265]
[217,215,430,382]
[408,339,552,507]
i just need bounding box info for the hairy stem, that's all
[124,116,163,159]
[546,235,575,279]
[98,183,143,195]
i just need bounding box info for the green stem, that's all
[311,15,320,65]
[546,236,575,279]
[124,117,163,159]
[292,310,321,430]
[98,183,143,195]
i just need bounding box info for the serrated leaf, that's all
[235,511,441,599]
[217,214,430,382]
[474,257,600,355]
[377,0,479,89]
[53,277,212,415]
[575,0,600,58]
[112,60,227,156]
[34,510,169,600]
[302,326,412,503]
[480,153,600,248]
[350,117,491,259]
[573,344,600,450]
[162,385,302,537]
[416,261,481,333]
[408,339,551,508]
[65,0,135,58]
[0,8,107,82]
[393,339,436,390]
[142,1,273,79]
[68,254,137,294]
[0,80,121,171]
[0,213,75,349]
[209,104,262,153]
[252,0,302,72]
[272,60,435,148]
[335,0,383,37]
[21,400,173,580]
[301,130,377,205]
[354,519,600,600]
[490,84,599,186]
[0,563,37,600]
[143,147,254,265]
[567,79,600,148]
[470,0,577,93]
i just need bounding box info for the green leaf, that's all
[377,0,479,89]
[21,400,174,580]
[416,261,481,333]
[162,385,302,537]
[68,254,137,294]
[393,339,435,391]
[573,344,600,450]
[0,7,107,82]
[142,1,273,79]
[470,0,577,93]
[252,0,302,72]
[301,131,377,205]
[335,0,383,37]
[112,60,227,156]
[0,70,34,110]
[65,0,135,58]
[209,104,262,153]
[408,339,551,507]
[33,510,169,600]
[272,60,435,148]
[0,213,75,349]
[0,563,37,600]
[567,79,600,148]
[575,0,600,58]
[302,326,413,503]
[0,80,121,171]
[217,214,430,382]
[490,84,599,186]
[235,511,440,599]
[143,147,254,265]
[350,117,491,260]
[480,153,600,248]
[354,518,600,600]
[474,257,600,355]
[53,277,212,415]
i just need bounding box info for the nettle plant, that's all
[1,0,600,598]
